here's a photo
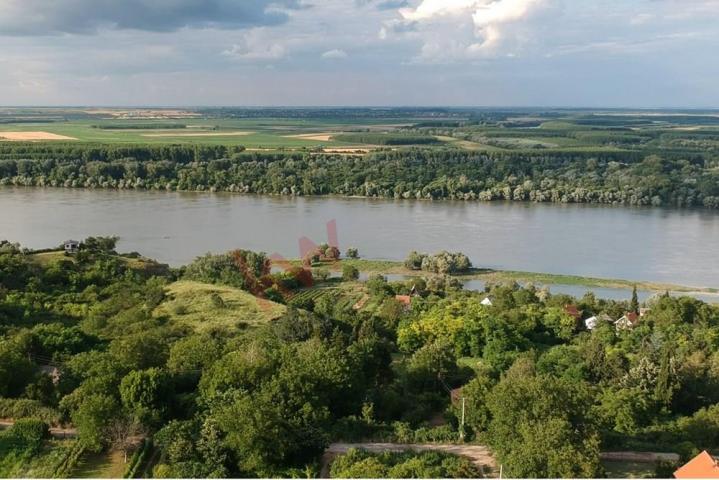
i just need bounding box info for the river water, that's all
[1,187,717,288]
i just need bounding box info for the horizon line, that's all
[2,105,719,111]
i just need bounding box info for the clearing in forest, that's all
[0,131,78,141]
[153,280,286,332]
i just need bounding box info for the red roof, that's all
[675,451,719,478]
[395,295,412,306]
[564,305,582,320]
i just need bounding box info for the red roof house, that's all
[674,451,719,478]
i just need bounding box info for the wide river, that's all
[1,187,718,288]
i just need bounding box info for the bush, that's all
[329,448,481,479]
[5,419,50,454]
[0,398,61,425]
[313,268,330,281]
[405,251,471,274]
[342,264,360,282]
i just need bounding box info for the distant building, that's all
[674,450,719,478]
[615,312,640,330]
[481,297,493,307]
[64,240,80,254]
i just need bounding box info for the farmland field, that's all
[3,107,719,155]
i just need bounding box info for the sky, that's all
[0,0,718,107]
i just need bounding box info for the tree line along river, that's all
[1,186,718,291]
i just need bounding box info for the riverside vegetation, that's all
[0,147,718,208]
[1,107,719,209]
[3,239,719,477]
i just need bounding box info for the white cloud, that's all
[399,0,478,21]
[399,0,548,57]
[321,49,348,59]
[222,31,287,61]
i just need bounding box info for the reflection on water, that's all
[1,187,717,288]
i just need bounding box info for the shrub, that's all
[0,398,61,425]
[6,419,50,454]
[342,264,360,282]
[329,448,480,479]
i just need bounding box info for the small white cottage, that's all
[64,240,80,254]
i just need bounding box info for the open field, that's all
[3,106,717,153]
[285,132,335,141]
[141,130,254,137]
[0,131,77,141]
[153,280,286,332]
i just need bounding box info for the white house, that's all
[585,313,613,330]
[481,297,493,307]
[64,240,80,254]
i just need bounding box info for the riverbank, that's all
[312,259,719,299]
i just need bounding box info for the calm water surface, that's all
[1,187,717,288]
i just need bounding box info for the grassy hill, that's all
[153,280,286,332]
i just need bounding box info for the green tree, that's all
[342,264,360,281]
[72,394,119,451]
[486,359,602,478]
[630,285,640,314]
[120,368,171,427]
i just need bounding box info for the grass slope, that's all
[154,280,286,332]
[72,450,126,479]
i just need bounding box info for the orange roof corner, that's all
[675,451,719,479]
[395,295,412,306]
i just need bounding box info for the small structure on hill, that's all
[64,240,80,254]
[481,297,493,307]
[674,450,719,478]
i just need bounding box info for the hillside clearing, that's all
[72,450,126,479]
[153,280,286,332]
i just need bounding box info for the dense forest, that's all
[1,144,718,208]
[2,239,719,477]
